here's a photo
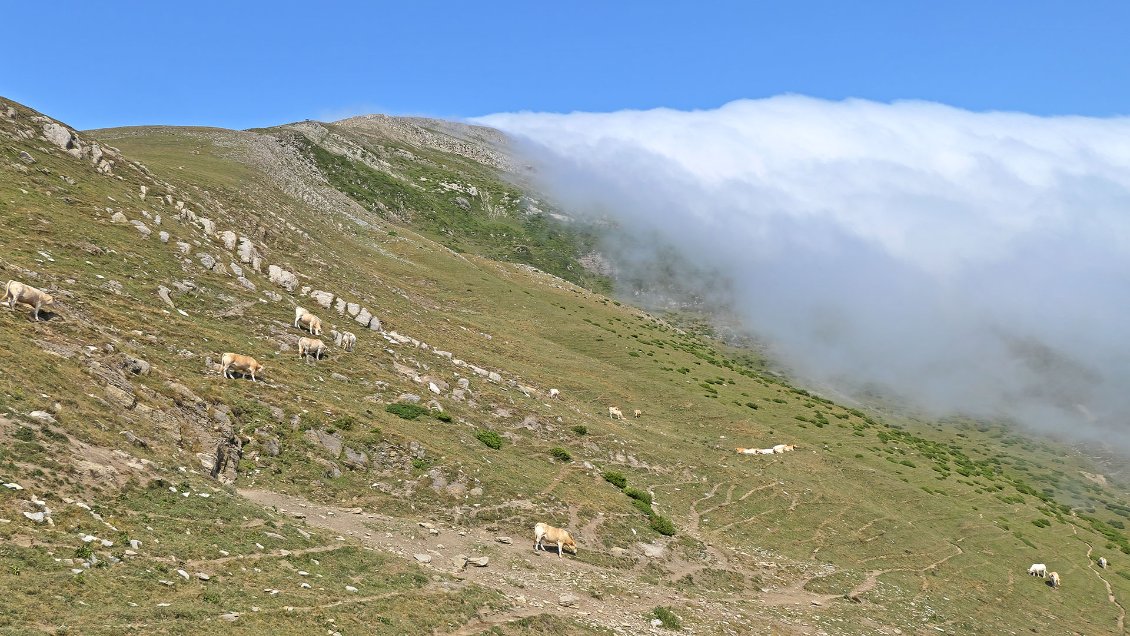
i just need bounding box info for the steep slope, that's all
[0,96,1129,634]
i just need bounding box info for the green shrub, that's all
[631,498,654,516]
[571,425,588,436]
[652,606,681,629]
[624,487,652,505]
[386,403,429,420]
[650,515,676,536]
[603,471,627,489]
[475,429,503,450]
[331,415,357,430]
[435,412,453,423]
[1032,518,1051,528]
[74,544,93,560]
[549,447,572,462]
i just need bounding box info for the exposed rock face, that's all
[343,446,368,469]
[158,231,169,243]
[211,434,243,484]
[304,428,343,457]
[111,211,128,224]
[346,302,360,317]
[268,265,298,291]
[355,308,373,327]
[220,230,237,250]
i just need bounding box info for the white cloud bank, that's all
[476,96,1130,445]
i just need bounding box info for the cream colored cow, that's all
[608,406,624,420]
[294,306,322,335]
[220,352,264,382]
[297,337,326,361]
[2,280,54,321]
[534,522,577,557]
[633,409,642,418]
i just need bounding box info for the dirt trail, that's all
[1074,526,1126,633]
[239,488,752,635]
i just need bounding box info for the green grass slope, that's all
[0,96,1126,634]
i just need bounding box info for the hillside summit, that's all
[0,96,1128,634]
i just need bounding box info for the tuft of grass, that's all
[652,606,681,629]
[549,447,572,462]
[571,425,588,436]
[650,516,676,536]
[624,487,652,505]
[435,412,453,423]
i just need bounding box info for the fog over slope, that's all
[477,96,1130,446]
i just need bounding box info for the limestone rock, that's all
[343,446,368,469]
[414,553,432,564]
[354,308,373,327]
[267,265,297,291]
[111,211,128,224]
[104,385,136,409]
[346,302,360,317]
[237,277,256,291]
[158,231,169,243]
[198,253,217,270]
[310,290,334,308]
[466,556,489,567]
[27,410,56,424]
[304,429,343,457]
[131,220,151,237]
[219,230,237,250]
[558,593,578,607]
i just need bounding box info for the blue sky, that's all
[4,1,1129,130]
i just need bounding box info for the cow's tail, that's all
[1,280,12,303]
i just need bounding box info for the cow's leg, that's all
[557,542,563,557]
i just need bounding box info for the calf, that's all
[339,331,356,352]
[534,522,577,557]
[633,409,642,418]
[220,352,264,382]
[2,280,54,321]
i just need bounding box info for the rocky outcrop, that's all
[268,265,298,291]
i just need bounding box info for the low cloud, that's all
[476,96,1130,446]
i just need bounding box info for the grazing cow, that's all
[294,306,322,336]
[297,337,326,361]
[1099,557,1108,569]
[220,352,264,382]
[1027,563,1047,578]
[548,388,560,399]
[608,406,624,420]
[533,522,577,557]
[1048,571,1061,588]
[2,280,54,321]
[633,409,642,418]
[340,331,356,352]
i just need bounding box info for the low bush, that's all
[549,447,572,462]
[603,471,627,489]
[650,515,676,536]
[475,429,503,450]
[386,403,429,420]
[652,606,681,629]
[571,425,588,436]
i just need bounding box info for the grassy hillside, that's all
[0,95,1127,634]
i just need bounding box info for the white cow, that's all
[294,306,322,335]
[548,388,560,399]
[1027,563,1047,578]
[2,280,54,321]
[297,337,326,361]
[608,406,624,420]
[1099,557,1108,569]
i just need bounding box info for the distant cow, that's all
[633,409,642,418]
[340,331,356,352]
[534,522,577,557]
[220,352,264,382]
[1099,557,1108,569]
[773,444,796,454]
[548,388,560,399]
[297,337,326,361]
[2,280,54,321]
[1028,563,1047,578]
[1048,571,1061,588]
[608,406,624,420]
[294,306,322,335]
